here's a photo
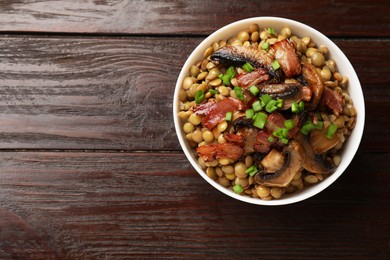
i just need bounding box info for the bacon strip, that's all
[254,130,274,153]
[194,97,244,130]
[322,87,344,113]
[223,133,245,147]
[236,68,270,88]
[196,143,243,162]
[271,39,301,78]
[265,112,286,133]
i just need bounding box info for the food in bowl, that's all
[176,20,358,202]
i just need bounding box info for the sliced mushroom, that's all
[295,133,335,174]
[258,83,303,110]
[254,140,305,187]
[309,126,340,154]
[210,45,280,79]
[260,149,285,173]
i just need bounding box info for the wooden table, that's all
[0,1,389,259]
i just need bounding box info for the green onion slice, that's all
[265,100,279,113]
[326,123,338,139]
[260,94,272,107]
[249,85,259,96]
[225,111,233,122]
[252,100,262,112]
[242,62,254,73]
[195,90,204,104]
[245,109,255,119]
[233,184,244,194]
[261,42,270,50]
[253,112,267,129]
[284,119,294,130]
[271,60,280,70]
[268,27,275,36]
[209,89,218,95]
[314,121,324,130]
[221,66,236,85]
[234,86,245,101]
[300,120,315,135]
[245,165,258,177]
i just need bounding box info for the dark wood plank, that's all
[0,0,388,37]
[0,151,388,259]
[0,36,389,151]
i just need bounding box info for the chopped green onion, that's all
[242,62,254,73]
[221,74,231,85]
[245,109,255,119]
[209,89,218,95]
[284,119,294,130]
[292,101,304,114]
[225,111,233,122]
[273,128,288,139]
[276,99,283,108]
[234,86,245,101]
[280,137,289,144]
[245,165,258,177]
[249,85,259,96]
[265,99,279,113]
[271,60,280,70]
[252,100,262,112]
[195,90,204,104]
[261,41,270,50]
[221,66,236,85]
[233,184,244,194]
[300,120,315,135]
[272,128,289,144]
[253,112,267,129]
[268,27,275,36]
[291,101,299,113]
[326,123,338,139]
[260,94,272,107]
[314,121,324,130]
[268,136,274,142]
[299,101,305,111]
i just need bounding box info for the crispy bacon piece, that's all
[265,112,286,133]
[196,143,243,162]
[194,97,244,130]
[322,87,344,113]
[301,61,324,110]
[254,130,274,153]
[271,39,301,78]
[236,68,270,88]
[302,86,312,101]
[223,133,245,147]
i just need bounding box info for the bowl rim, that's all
[173,16,365,206]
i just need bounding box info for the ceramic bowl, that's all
[173,17,365,205]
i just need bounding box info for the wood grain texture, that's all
[0,0,389,37]
[0,36,389,151]
[0,151,388,259]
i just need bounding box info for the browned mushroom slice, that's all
[309,126,340,154]
[260,149,285,173]
[295,133,335,174]
[210,45,279,79]
[258,83,303,110]
[210,45,273,68]
[254,140,305,187]
[300,61,324,110]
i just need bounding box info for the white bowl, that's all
[173,17,365,206]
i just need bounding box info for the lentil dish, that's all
[177,24,357,200]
